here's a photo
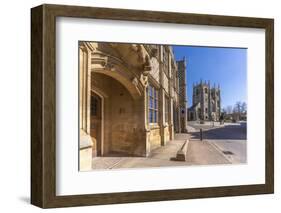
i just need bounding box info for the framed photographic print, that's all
[31,4,274,208]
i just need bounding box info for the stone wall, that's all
[79,147,92,171]
[150,57,160,83]
[163,73,169,93]
[79,130,93,171]
[163,126,170,143]
[149,127,161,150]
[79,43,94,170]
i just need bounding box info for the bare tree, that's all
[226,105,233,115]
[233,101,248,121]
[241,102,247,113]
[234,101,242,114]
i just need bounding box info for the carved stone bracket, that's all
[91,52,108,69]
[91,51,118,72]
[142,55,152,76]
[131,77,138,87]
[140,74,148,87]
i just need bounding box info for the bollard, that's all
[200,128,203,141]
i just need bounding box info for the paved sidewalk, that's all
[209,139,246,164]
[92,136,188,170]
[91,133,231,170]
[185,140,231,165]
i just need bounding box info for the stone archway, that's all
[91,73,146,157]
[87,41,157,157]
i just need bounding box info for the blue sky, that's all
[172,46,247,109]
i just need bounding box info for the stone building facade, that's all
[188,80,221,121]
[79,42,186,170]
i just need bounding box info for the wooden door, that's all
[90,92,102,156]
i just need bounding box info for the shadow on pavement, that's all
[190,124,247,140]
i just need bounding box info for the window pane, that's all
[148,84,159,123]
[154,99,157,110]
[154,111,158,122]
[149,110,153,123]
[149,97,153,108]
[149,85,152,96]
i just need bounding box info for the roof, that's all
[188,102,200,111]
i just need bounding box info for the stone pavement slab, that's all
[185,140,231,165]
[92,157,123,169]
[209,140,247,164]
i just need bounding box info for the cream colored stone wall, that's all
[79,147,92,171]
[150,57,160,83]
[164,126,170,143]
[79,43,94,170]
[149,127,161,150]
[80,130,93,171]
[163,73,169,93]
[169,124,174,140]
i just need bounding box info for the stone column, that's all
[79,42,94,171]
[159,87,166,146]
[159,50,166,146]
[169,98,174,140]
[178,106,181,133]
[144,85,151,156]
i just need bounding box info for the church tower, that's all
[176,57,188,132]
[189,80,221,121]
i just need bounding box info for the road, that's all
[188,121,247,164]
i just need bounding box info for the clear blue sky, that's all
[172,45,247,109]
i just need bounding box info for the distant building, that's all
[188,80,221,121]
[177,58,188,132]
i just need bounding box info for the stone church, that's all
[79,42,188,170]
[188,80,221,121]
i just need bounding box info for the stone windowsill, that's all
[149,123,160,130]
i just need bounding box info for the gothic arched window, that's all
[148,84,159,123]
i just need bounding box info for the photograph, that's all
[30,3,274,208]
[79,42,247,171]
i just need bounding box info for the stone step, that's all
[176,139,189,161]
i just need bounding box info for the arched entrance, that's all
[91,73,146,157]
